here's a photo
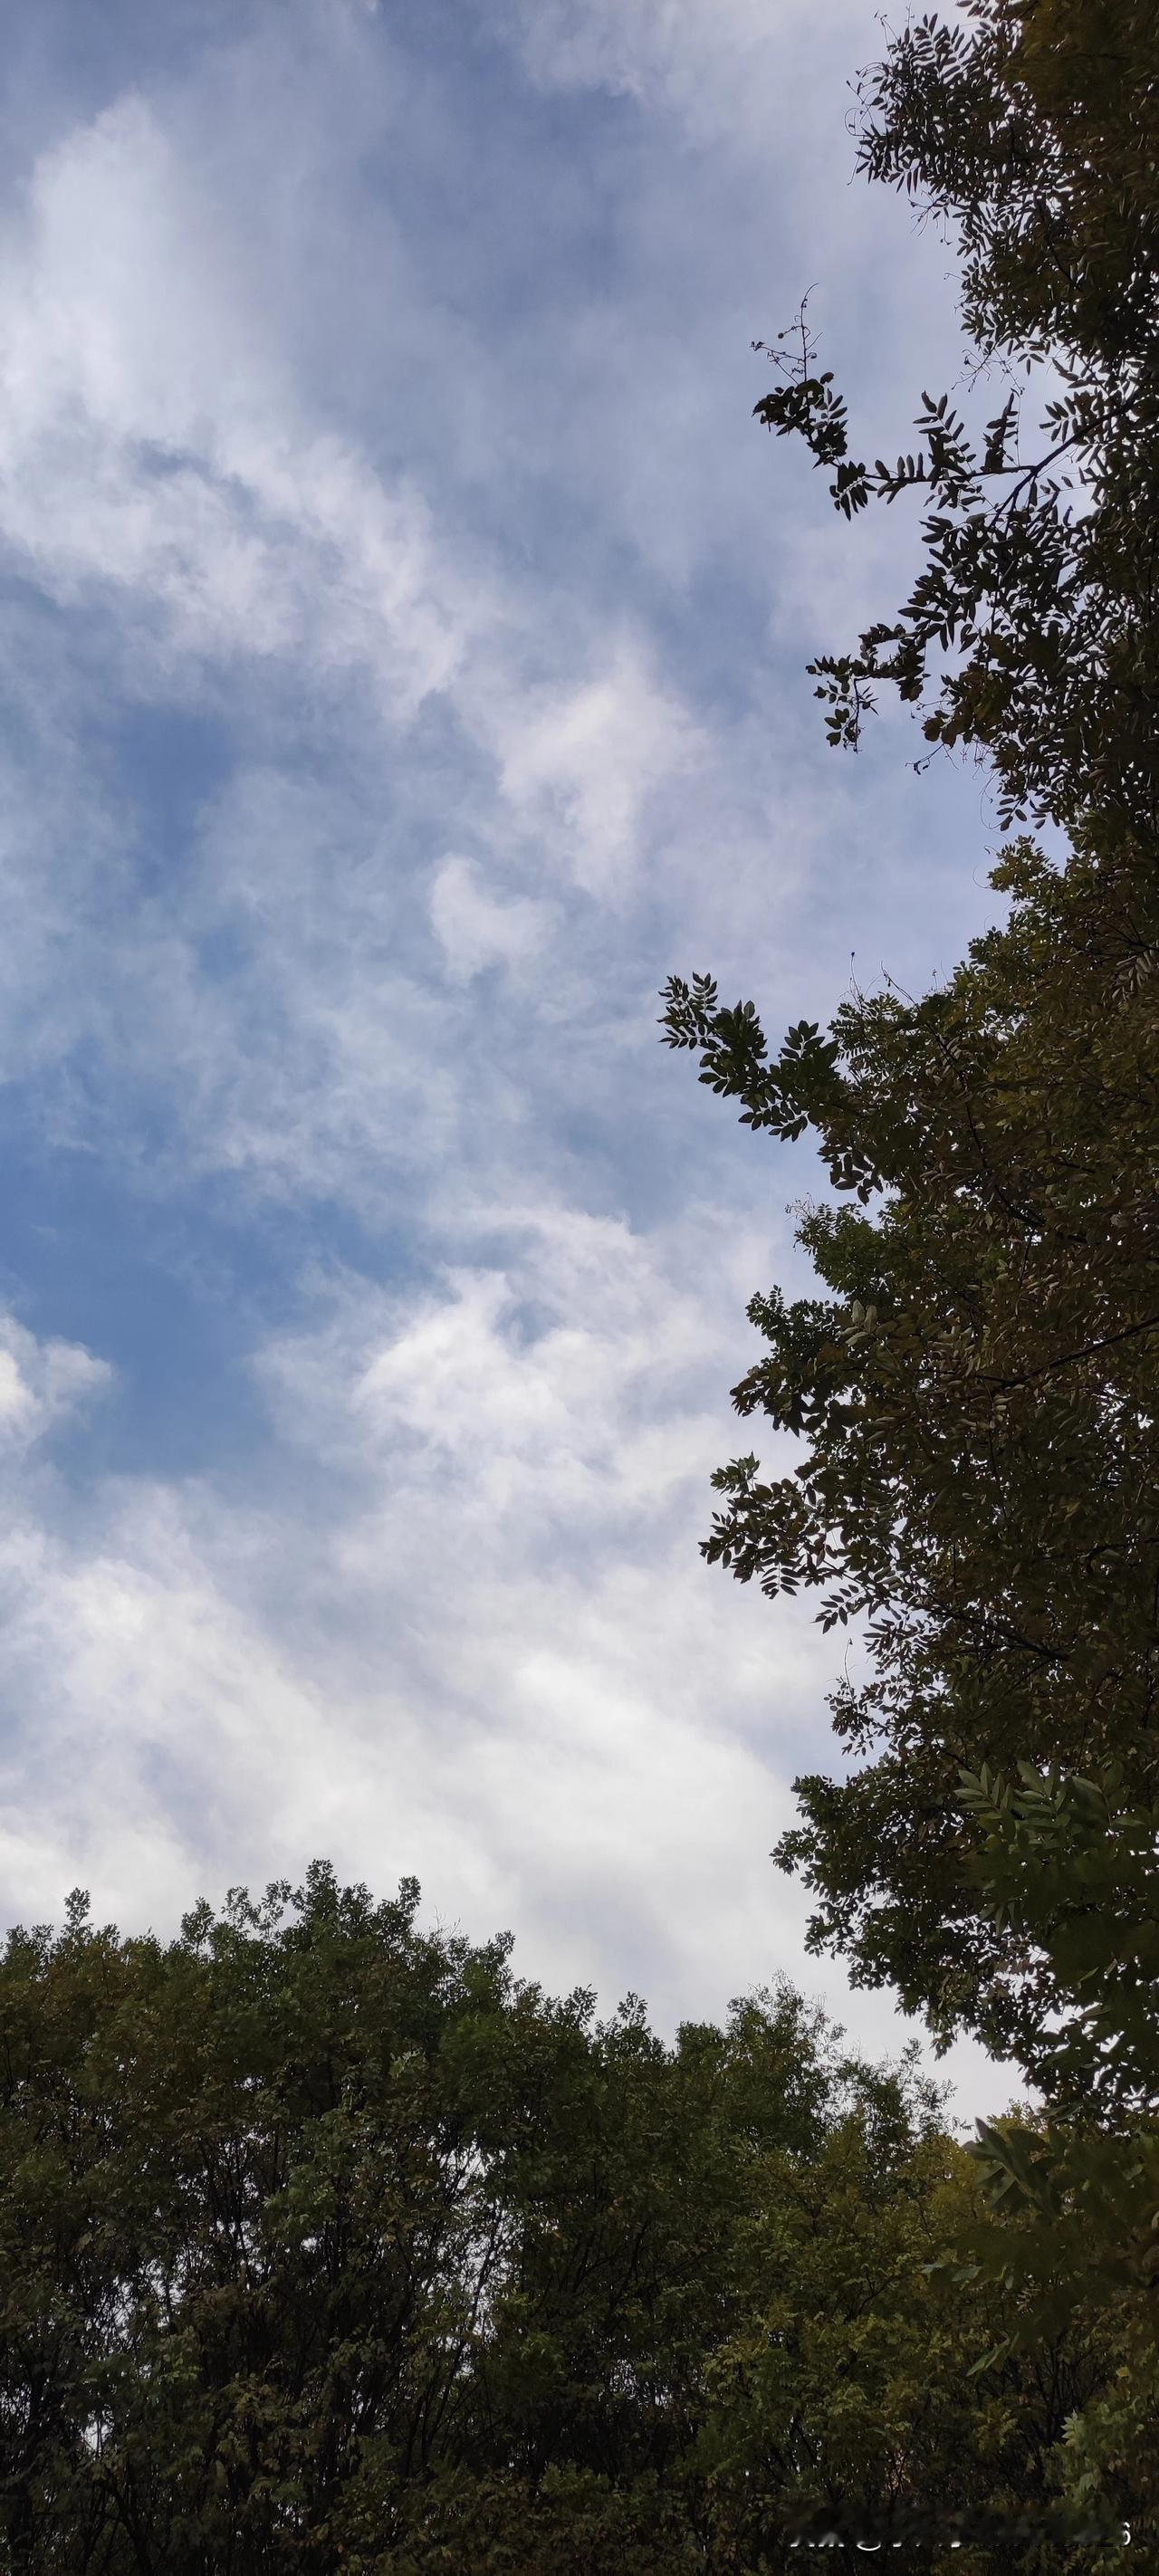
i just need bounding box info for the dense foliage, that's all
[660,0,1159,2542]
[661,828,1159,2075]
[0,1867,1108,2572]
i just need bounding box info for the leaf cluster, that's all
[752,2,1159,836]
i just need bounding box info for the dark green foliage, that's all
[0,1868,1113,2571]
[661,830,1159,2071]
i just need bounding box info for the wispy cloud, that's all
[0,0,1021,2128]
[0,1311,111,1449]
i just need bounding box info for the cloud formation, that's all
[0,0,1022,2128]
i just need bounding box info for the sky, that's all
[0,0,1029,2128]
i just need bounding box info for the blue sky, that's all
[0,0,1026,2124]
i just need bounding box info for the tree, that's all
[659,0,1159,2073]
[939,1754,1159,2545]
[0,1867,1116,2571]
[752,0,1159,841]
[660,0,1159,2539]
[660,825,1159,2074]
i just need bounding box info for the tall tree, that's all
[661,0,1159,2078]
[660,0,1159,2532]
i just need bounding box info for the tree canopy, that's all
[0,1864,1111,2572]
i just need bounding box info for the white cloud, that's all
[262,1202,749,1537]
[0,1208,819,2004]
[0,4,984,1213]
[482,635,707,905]
[504,0,886,158]
[0,1215,1027,2126]
[428,854,556,985]
[0,92,482,717]
[0,63,720,1184]
[0,1312,111,1450]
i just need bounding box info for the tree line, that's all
[0,1867,1121,2570]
